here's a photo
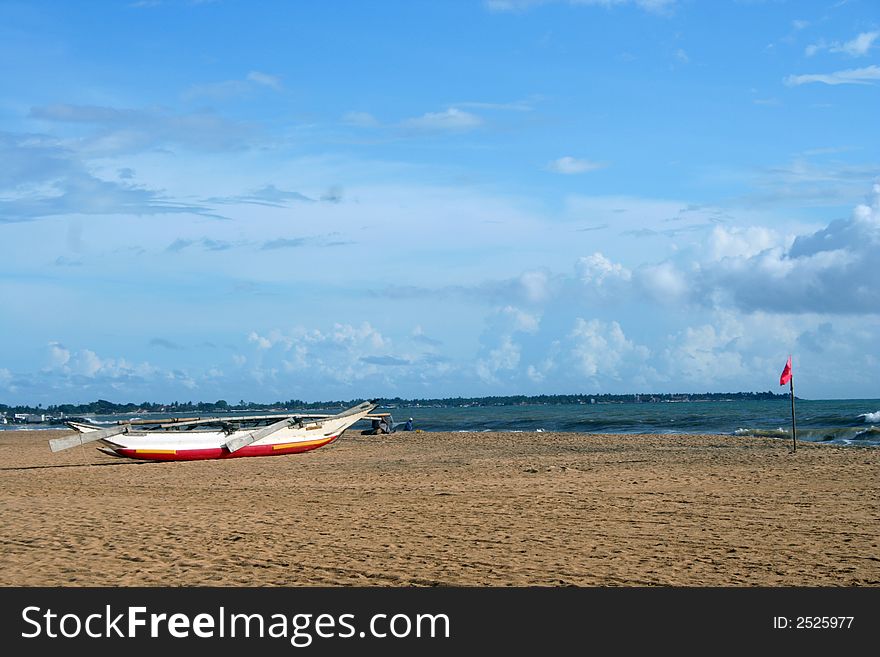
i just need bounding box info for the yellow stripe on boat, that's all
[135,449,178,455]
[272,437,332,451]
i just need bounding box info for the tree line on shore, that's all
[1,390,791,416]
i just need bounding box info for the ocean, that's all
[5,398,879,447]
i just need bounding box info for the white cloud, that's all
[401,108,483,132]
[548,156,606,174]
[43,343,159,380]
[244,322,395,387]
[247,331,273,349]
[706,226,778,261]
[576,252,631,288]
[784,65,880,86]
[568,318,649,380]
[807,31,878,58]
[47,341,71,369]
[79,350,103,377]
[525,342,560,384]
[674,48,689,64]
[519,270,552,303]
[635,261,689,304]
[692,184,880,314]
[662,311,803,387]
[485,0,676,14]
[476,335,521,383]
[500,306,541,333]
[664,318,747,383]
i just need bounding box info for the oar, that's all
[49,424,130,453]
[224,416,297,453]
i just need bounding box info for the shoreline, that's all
[1,429,877,587]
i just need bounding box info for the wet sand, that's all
[0,429,877,586]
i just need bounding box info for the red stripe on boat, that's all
[114,435,339,461]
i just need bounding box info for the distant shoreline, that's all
[1,391,795,418]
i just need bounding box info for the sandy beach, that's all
[0,428,877,587]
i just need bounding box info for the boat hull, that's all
[107,434,339,461]
[66,401,378,462]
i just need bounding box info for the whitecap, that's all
[858,411,880,423]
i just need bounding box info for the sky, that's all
[1,0,879,405]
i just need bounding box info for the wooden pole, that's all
[789,376,797,453]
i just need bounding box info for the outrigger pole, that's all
[48,424,130,453]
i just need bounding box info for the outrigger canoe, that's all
[48,401,378,462]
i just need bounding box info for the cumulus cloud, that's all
[576,252,631,291]
[547,156,606,174]
[47,341,71,368]
[474,305,543,383]
[497,306,541,333]
[663,320,747,383]
[476,335,521,383]
[248,331,273,349]
[706,225,778,261]
[634,261,690,304]
[661,312,801,387]
[568,318,649,380]
[784,65,880,86]
[43,342,158,381]
[695,184,880,314]
[244,323,401,388]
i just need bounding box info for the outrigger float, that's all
[48,401,382,462]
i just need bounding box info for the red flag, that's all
[779,356,792,386]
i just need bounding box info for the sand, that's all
[0,428,877,586]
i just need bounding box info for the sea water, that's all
[390,399,880,446]
[10,398,877,447]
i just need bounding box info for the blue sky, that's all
[1,0,878,404]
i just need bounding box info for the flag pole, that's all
[789,375,797,453]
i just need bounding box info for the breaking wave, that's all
[858,411,880,423]
[734,428,789,439]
